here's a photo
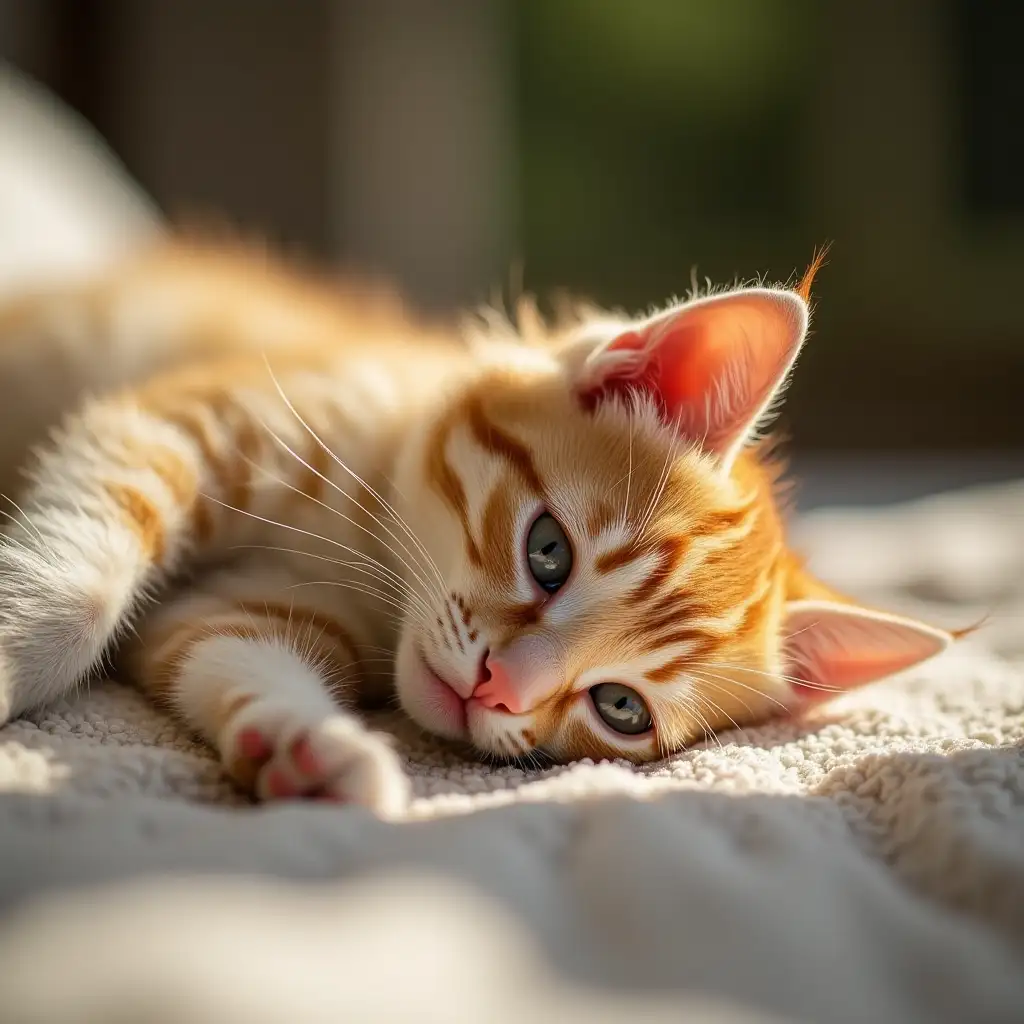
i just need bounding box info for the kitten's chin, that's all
[394,636,467,741]
[464,700,537,760]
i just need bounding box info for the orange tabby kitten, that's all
[0,243,953,816]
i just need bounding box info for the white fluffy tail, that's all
[0,63,162,297]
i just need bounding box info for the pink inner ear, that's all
[581,290,807,458]
[599,320,717,410]
[784,600,952,703]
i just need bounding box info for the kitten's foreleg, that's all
[123,560,408,817]
[0,399,209,722]
[0,373,307,723]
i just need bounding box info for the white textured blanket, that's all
[0,481,1022,1023]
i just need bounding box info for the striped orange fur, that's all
[0,241,956,811]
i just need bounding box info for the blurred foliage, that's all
[515,0,821,310]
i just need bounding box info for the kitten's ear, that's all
[577,287,808,467]
[783,600,954,702]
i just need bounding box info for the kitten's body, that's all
[0,241,953,814]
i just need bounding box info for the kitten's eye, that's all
[526,513,573,592]
[590,683,652,735]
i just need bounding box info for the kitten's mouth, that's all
[413,647,524,753]
[415,647,468,736]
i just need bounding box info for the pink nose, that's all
[470,636,562,715]
[472,655,525,714]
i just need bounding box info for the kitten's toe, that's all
[287,719,410,820]
[237,726,273,761]
[262,763,302,799]
[324,727,410,820]
[288,733,322,777]
[219,702,409,819]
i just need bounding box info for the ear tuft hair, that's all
[795,243,831,303]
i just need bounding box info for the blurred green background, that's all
[1,0,1021,457]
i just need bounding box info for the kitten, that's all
[0,242,954,816]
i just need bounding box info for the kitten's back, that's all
[0,241,450,496]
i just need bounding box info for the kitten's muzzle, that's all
[470,635,561,715]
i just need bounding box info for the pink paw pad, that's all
[289,734,322,778]
[220,706,409,815]
[238,727,272,761]
[265,766,299,799]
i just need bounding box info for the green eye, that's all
[590,683,652,735]
[526,513,573,592]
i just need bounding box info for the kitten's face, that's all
[392,283,953,764]
[393,358,789,764]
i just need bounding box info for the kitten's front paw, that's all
[219,701,410,819]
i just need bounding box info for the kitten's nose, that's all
[475,649,491,685]
[473,652,522,713]
[471,636,561,715]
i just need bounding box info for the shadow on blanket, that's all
[0,745,1021,1023]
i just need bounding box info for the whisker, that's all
[686,683,750,744]
[675,696,713,750]
[357,643,394,654]
[234,541,412,595]
[0,518,36,552]
[781,621,824,644]
[262,361,448,595]
[686,670,755,718]
[605,440,658,496]
[620,415,634,530]
[521,746,550,772]
[0,494,46,544]
[636,413,685,539]
[636,446,671,538]
[240,440,442,608]
[683,695,724,750]
[690,658,843,695]
[286,579,413,622]
[684,664,792,713]
[222,468,418,607]
[232,542,435,623]
[202,494,432,627]
[653,715,670,760]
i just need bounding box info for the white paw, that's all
[219,701,410,819]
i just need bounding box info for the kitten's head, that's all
[392,268,953,763]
